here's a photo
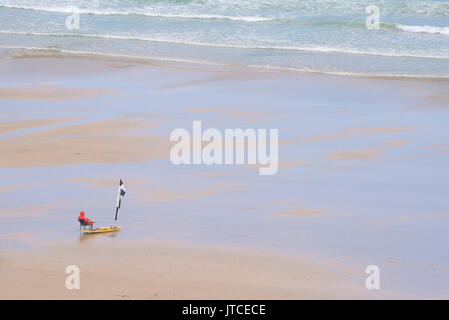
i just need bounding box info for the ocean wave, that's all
[395,24,449,35]
[311,21,449,36]
[1,30,448,60]
[0,4,275,22]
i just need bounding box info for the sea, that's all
[0,0,448,77]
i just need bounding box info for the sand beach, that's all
[0,51,448,298]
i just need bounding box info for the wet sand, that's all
[1,52,448,299]
[0,114,168,168]
[0,85,114,101]
[0,239,378,300]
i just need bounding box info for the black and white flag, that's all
[115,179,126,221]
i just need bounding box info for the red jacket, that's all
[78,211,93,225]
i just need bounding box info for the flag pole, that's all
[114,179,125,226]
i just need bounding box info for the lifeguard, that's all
[78,211,95,230]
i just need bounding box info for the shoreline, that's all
[2,46,449,81]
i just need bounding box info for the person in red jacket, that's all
[78,211,94,229]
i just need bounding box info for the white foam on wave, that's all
[396,24,449,35]
[0,4,275,22]
[1,30,448,60]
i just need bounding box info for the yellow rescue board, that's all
[80,226,122,234]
